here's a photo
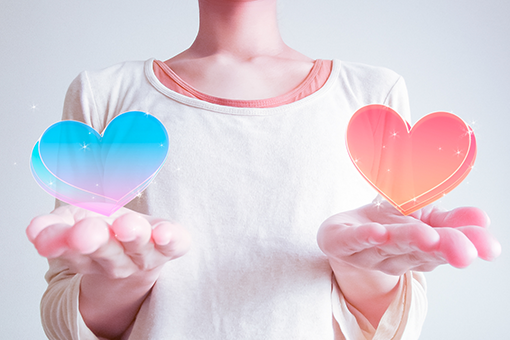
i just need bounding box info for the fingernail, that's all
[155,232,172,246]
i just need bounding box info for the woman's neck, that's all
[191,0,285,59]
[164,0,314,100]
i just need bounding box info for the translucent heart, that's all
[30,111,169,216]
[346,104,476,215]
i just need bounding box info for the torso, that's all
[65,59,408,339]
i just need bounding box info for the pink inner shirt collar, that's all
[153,59,333,108]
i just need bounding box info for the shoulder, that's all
[334,60,403,96]
[336,60,401,83]
[63,60,152,130]
[329,60,408,115]
[70,60,148,91]
[334,60,411,120]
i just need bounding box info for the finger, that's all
[85,231,139,279]
[321,222,388,255]
[111,213,152,254]
[27,214,67,243]
[152,221,191,259]
[67,217,110,255]
[435,228,478,268]
[152,221,173,246]
[66,216,136,278]
[109,213,163,272]
[427,206,490,229]
[456,226,502,261]
[385,222,440,253]
[33,223,72,258]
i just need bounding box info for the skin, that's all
[317,199,501,327]
[28,0,502,337]
[165,0,315,100]
[27,205,191,339]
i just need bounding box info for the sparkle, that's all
[462,128,475,137]
[438,147,442,151]
[48,181,54,186]
[136,192,143,198]
[373,200,382,208]
[80,142,90,151]
[390,131,399,138]
[29,103,39,112]
[454,149,463,157]
[13,162,17,165]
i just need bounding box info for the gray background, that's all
[1,0,509,338]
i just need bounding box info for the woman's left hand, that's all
[318,199,501,276]
[317,199,501,327]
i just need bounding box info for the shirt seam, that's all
[82,70,101,131]
[382,76,403,106]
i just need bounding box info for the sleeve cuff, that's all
[332,271,427,340]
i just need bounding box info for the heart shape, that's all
[30,111,169,216]
[346,104,476,215]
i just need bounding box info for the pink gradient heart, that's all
[346,104,476,215]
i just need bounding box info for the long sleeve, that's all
[332,272,427,340]
[41,260,100,340]
[42,72,103,340]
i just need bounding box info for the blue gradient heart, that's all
[30,111,168,216]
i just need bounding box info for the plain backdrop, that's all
[1,0,509,339]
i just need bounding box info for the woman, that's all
[28,0,500,339]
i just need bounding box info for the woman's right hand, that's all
[27,204,191,278]
[27,204,191,339]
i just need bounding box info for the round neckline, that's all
[144,58,341,116]
[153,59,328,108]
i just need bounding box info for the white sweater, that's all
[41,59,427,340]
